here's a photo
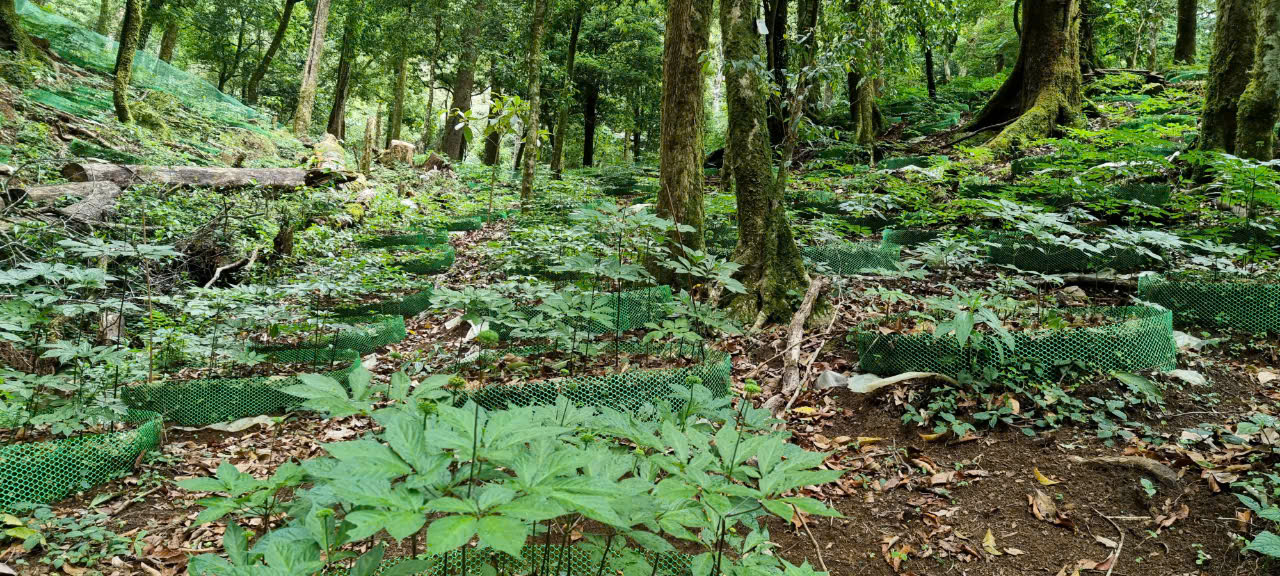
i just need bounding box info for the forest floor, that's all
[18,207,1272,576]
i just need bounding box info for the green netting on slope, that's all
[459,343,732,414]
[1101,183,1172,206]
[328,288,435,318]
[358,230,449,249]
[984,233,1152,273]
[445,216,484,231]
[122,358,360,427]
[25,87,114,117]
[251,315,408,357]
[0,410,161,512]
[1137,274,1280,334]
[880,155,945,170]
[852,306,1176,377]
[882,228,941,247]
[15,0,258,123]
[395,245,456,276]
[345,545,692,576]
[803,242,901,274]
[488,286,675,338]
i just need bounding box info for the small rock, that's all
[815,370,847,390]
[0,164,15,176]
[1173,330,1205,352]
[1168,369,1207,386]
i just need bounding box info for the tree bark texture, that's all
[0,0,40,61]
[764,0,788,147]
[924,45,937,99]
[582,79,599,167]
[387,45,409,146]
[96,0,113,36]
[721,0,807,322]
[657,0,713,261]
[157,18,177,62]
[292,0,331,136]
[326,8,359,139]
[1199,0,1258,153]
[1235,0,1280,159]
[442,0,487,160]
[136,0,163,50]
[1080,0,1097,74]
[419,13,444,151]
[113,0,143,123]
[969,0,1082,150]
[246,0,299,105]
[549,4,583,178]
[1174,0,1198,63]
[847,71,880,145]
[519,0,550,204]
[62,163,306,189]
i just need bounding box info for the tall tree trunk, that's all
[1200,0,1258,153]
[968,0,1082,150]
[1146,12,1163,69]
[656,0,714,269]
[442,0,486,159]
[632,102,642,158]
[293,0,331,136]
[924,44,937,99]
[246,0,299,106]
[326,8,359,139]
[419,14,444,150]
[550,3,584,179]
[96,0,113,36]
[114,0,142,123]
[513,141,524,171]
[1174,0,1198,63]
[1,0,43,61]
[721,0,806,322]
[764,0,789,147]
[1234,0,1279,159]
[387,46,409,146]
[483,63,502,166]
[582,79,599,167]
[1079,0,1097,74]
[137,0,163,50]
[847,71,880,145]
[157,18,177,62]
[519,0,550,204]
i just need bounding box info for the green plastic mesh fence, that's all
[852,306,1177,377]
[395,245,457,276]
[984,233,1151,273]
[358,230,449,249]
[1137,274,1280,334]
[342,545,692,576]
[328,288,435,318]
[252,314,408,356]
[122,358,360,427]
[488,286,675,337]
[0,409,162,512]
[803,242,902,274]
[1102,183,1172,206]
[881,229,941,247]
[16,0,258,123]
[458,342,731,414]
[445,216,484,231]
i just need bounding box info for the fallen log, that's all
[7,181,123,222]
[61,163,307,190]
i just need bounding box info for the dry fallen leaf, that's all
[919,431,947,442]
[1094,535,1118,549]
[1259,370,1277,385]
[1034,467,1062,486]
[982,529,1003,556]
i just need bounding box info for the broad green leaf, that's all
[427,515,477,555]
[477,515,529,558]
[1246,531,1280,558]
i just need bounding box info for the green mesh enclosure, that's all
[459,343,731,414]
[358,230,449,249]
[1102,183,1172,206]
[395,245,456,276]
[345,545,691,576]
[25,87,113,117]
[489,286,675,337]
[122,359,359,427]
[445,216,484,231]
[328,288,435,318]
[252,315,407,356]
[880,155,941,170]
[16,0,258,123]
[1137,274,1280,334]
[984,233,1151,273]
[0,410,162,512]
[803,242,901,274]
[881,229,941,247]
[852,306,1177,377]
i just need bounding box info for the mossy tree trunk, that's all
[519,0,550,205]
[157,18,177,62]
[1080,0,1098,74]
[549,2,584,179]
[292,0,331,136]
[418,12,443,151]
[583,78,598,166]
[721,0,807,322]
[1235,0,1280,159]
[968,0,1082,150]
[246,0,300,105]
[326,7,359,139]
[96,0,113,36]
[441,0,486,160]
[136,0,163,50]
[1199,0,1258,153]
[1,0,44,62]
[847,71,881,146]
[655,0,713,275]
[764,0,789,147]
[387,44,409,145]
[113,0,143,123]
[1174,0,1198,63]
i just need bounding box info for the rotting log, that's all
[61,163,307,190]
[7,181,123,222]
